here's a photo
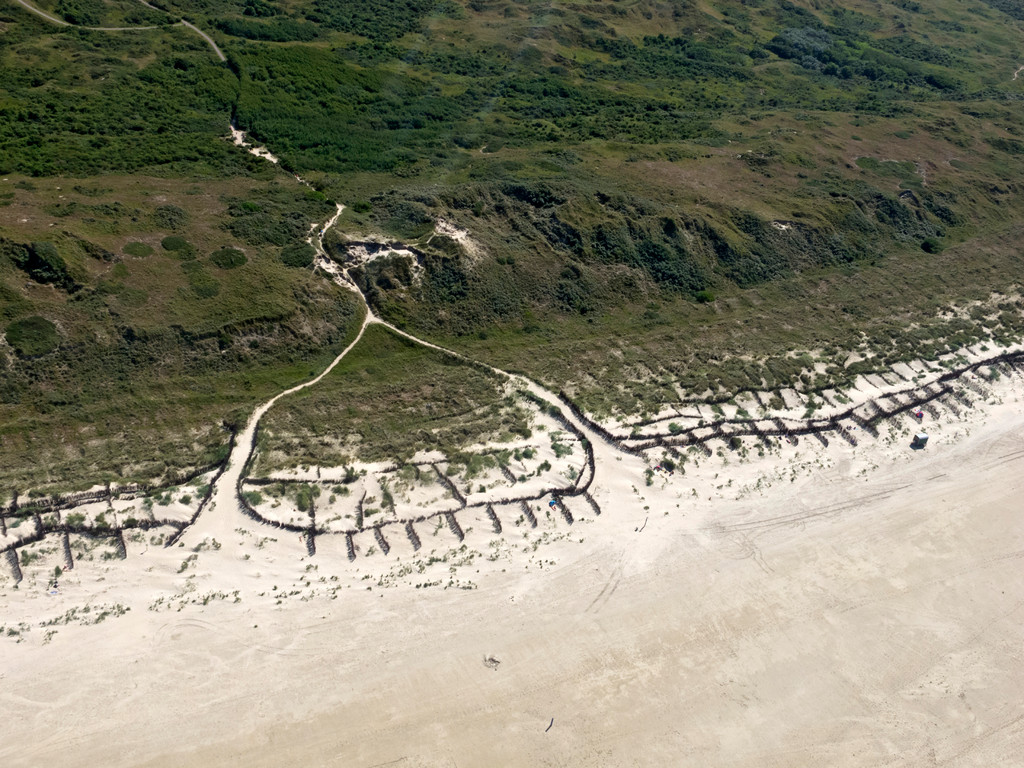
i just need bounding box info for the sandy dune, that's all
[1,370,1022,767]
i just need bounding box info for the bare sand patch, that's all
[1,369,1022,767]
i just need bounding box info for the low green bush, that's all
[153,204,188,230]
[192,280,221,298]
[210,248,247,269]
[161,236,190,252]
[161,236,196,260]
[123,242,153,258]
[3,240,78,292]
[6,315,59,357]
[280,242,315,268]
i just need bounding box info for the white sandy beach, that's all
[1,365,1022,767]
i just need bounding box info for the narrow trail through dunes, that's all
[11,0,226,60]
[186,310,373,542]
[178,18,226,61]
[183,134,632,544]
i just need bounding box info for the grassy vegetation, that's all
[0,174,363,493]
[210,247,247,269]
[434,224,1024,417]
[0,10,241,177]
[254,324,531,471]
[31,0,169,27]
[5,315,59,357]
[3,0,1024,477]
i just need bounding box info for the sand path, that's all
[183,202,367,543]
[182,160,634,545]
[2,88,1022,768]
[178,18,225,62]
[11,0,226,61]
[1,379,1021,768]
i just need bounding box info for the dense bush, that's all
[55,0,104,26]
[6,315,59,357]
[210,247,247,269]
[161,235,190,251]
[153,204,189,231]
[3,239,79,292]
[0,34,240,177]
[77,238,115,262]
[280,242,314,268]
[636,240,709,294]
[766,25,963,93]
[307,0,440,41]
[123,242,154,258]
[216,18,320,42]
[978,0,1024,20]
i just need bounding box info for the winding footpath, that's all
[184,146,627,543]
[9,0,595,541]
[10,2,1018,549]
[191,134,1024,547]
[10,0,226,61]
[177,18,225,61]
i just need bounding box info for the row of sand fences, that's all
[3,343,1023,580]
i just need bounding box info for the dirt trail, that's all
[179,18,225,62]
[184,133,629,543]
[183,198,370,542]
[185,310,372,542]
[16,0,602,470]
[12,0,225,61]
[376,316,619,459]
[13,0,160,29]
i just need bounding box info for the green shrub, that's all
[55,0,104,25]
[210,248,247,269]
[123,242,154,258]
[161,236,190,252]
[78,239,115,262]
[280,242,315,268]
[192,280,221,298]
[308,0,440,41]
[153,204,188,230]
[295,483,320,512]
[216,18,321,42]
[4,240,78,292]
[162,236,196,260]
[6,316,59,357]
[242,491,263,506]
[695,289,716,303]
[921,237,943,254]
